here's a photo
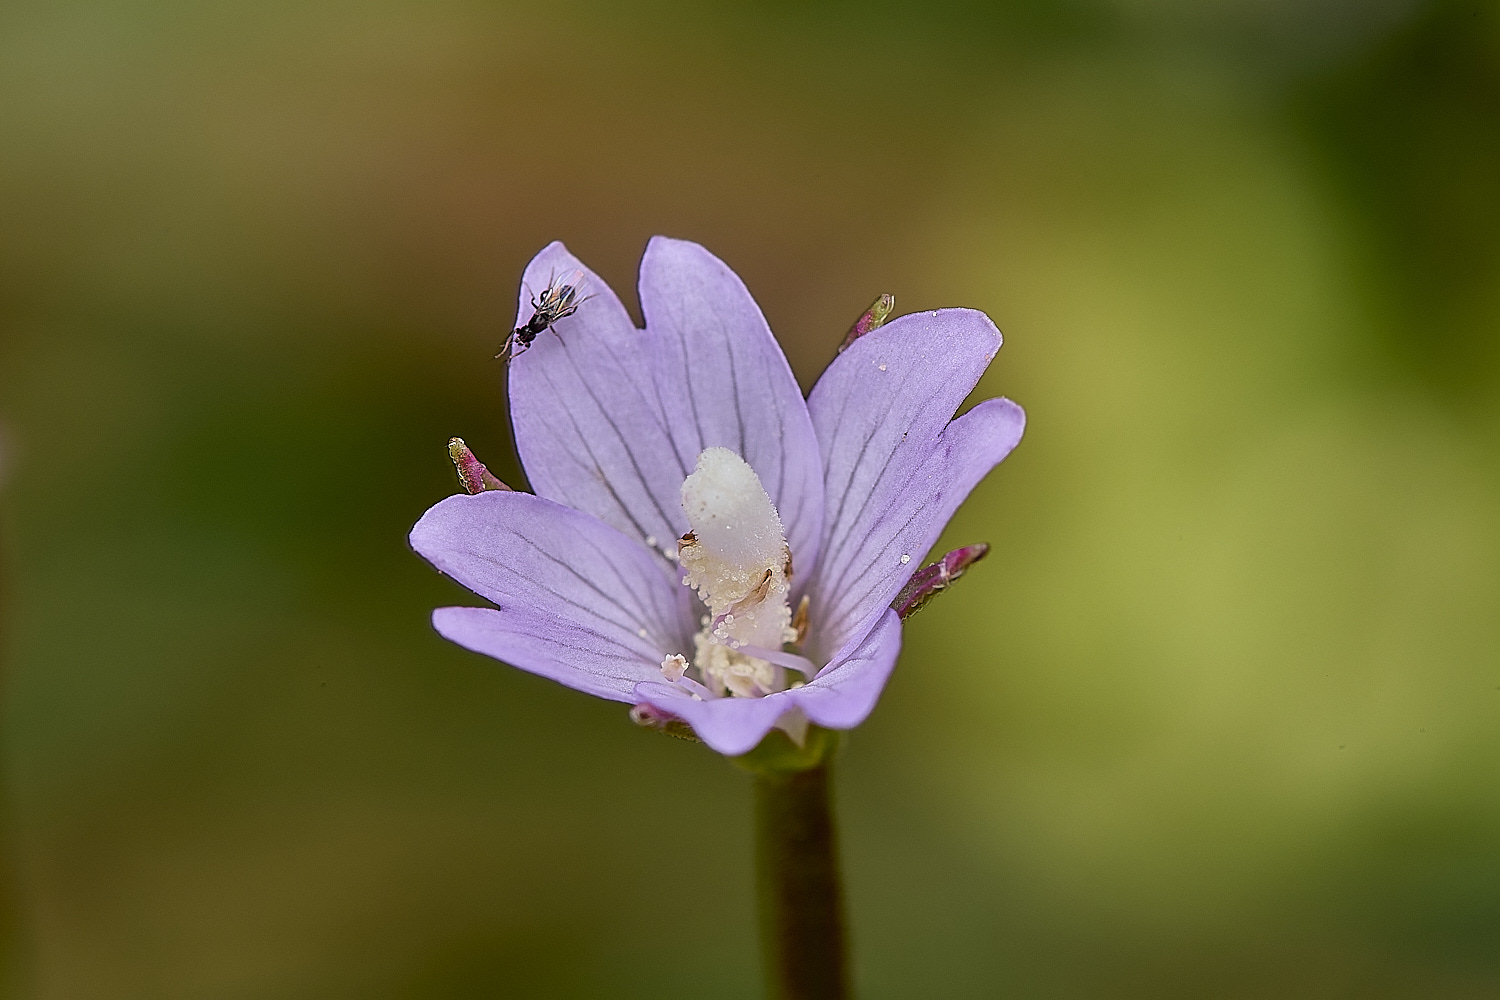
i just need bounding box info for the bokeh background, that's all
[2,0,1499,995]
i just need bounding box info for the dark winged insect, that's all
[497,270,588,362]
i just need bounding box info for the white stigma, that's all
[680,447,785,577]
[677,447,796,698]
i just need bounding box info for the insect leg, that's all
[494,329,520,362]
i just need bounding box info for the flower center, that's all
[674,447,797,698]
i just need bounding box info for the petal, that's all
[805,309,1024,658]
[634,682,796,756]
[639,237,825,575]
[410,491,697,690]
[788,608,904,729]
[434,606,653,702]
[508,242,689,557]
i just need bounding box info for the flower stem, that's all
[753,760,850,999]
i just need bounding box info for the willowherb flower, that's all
[410,237,1024,755]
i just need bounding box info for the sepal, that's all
[837,293,895,353]
[629,703,703,742]
[733,723,840,775]
[891,543,989,619]
[447,437,511,494]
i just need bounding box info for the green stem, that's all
[753,760,850,999]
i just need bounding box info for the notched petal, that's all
[805,309,1017,659]
[640,236,825,574]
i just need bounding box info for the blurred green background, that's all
[2,0,1499,995]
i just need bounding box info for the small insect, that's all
[496,270,589,362]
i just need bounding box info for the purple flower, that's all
[410,237,1024,755]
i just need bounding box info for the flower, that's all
[409,237,1024,755]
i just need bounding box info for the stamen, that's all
[790,595,810,648]
[660,654,688,682]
